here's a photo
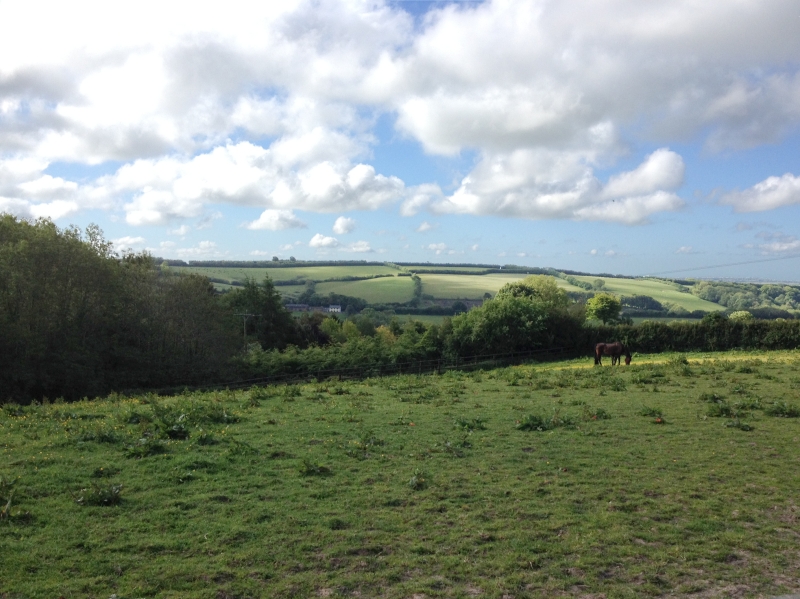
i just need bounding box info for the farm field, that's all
[2,350,800,598]
[315,276,416,304]
[571,275,723,312]
[419,273,585,299]
[175,265,399,284]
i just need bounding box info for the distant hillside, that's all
[169,260,799,319]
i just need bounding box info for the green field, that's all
[3,350,800,598]
[419,273,585,299]
[175,265,398,284]
[571,276,723,312]
[315,276,416,304]
[174,264,738,313]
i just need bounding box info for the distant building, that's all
[285,304,309,312]
[328,304,342,313]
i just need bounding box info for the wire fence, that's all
[139,345,579,397]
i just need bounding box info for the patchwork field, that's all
[172,264,731,315]
[2,350,800,598]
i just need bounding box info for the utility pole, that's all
[235,313,255,352]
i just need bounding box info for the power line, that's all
[645,253,800,277]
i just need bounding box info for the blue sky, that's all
[1,0,800,280]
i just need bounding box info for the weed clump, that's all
[346,431,384,459]
[516,409,573,431]
[75,483,122,506]
[408,469,428,490]
[454,417,487,431]
[125,436,166,459]
[765,401,800,418]
[583,406,610,420]
[299,459,332,477]
[725,419,754,431]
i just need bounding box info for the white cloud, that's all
[721,173,800,212]
[676,246,694,254]
[333,216,356,234]
[602,150,684,199]
[416,221,435,232]
[169,225,190,236]
[309,233,340,248]
[174,240,220,258]
[427,242,447,255]
[1,0,799,237]
[590,249,598,255]
[344,240,372,253]
[112,236,146,250]
[246,209,307,231]
[471,244,479,251]
[160,241,176,248]
[760,238,800,253]
[431,148,685,224]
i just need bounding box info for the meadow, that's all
[2,350,800,598]
[172,264,728,315]
[569,276,723,313]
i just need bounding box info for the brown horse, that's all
[595,342,631,366]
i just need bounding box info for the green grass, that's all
[313,276,417,304]
[571,276,723,312]
[175,265,398,284]
[419,273,584,299]
[3,350,800,598]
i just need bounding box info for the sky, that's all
[1,0,800,280]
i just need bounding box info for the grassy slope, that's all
[420,273,585,299]
[176,265,727,311]
[315,276,416,304]
[572,276,723,312]
[175,265,398,283]
[2,350,800,598]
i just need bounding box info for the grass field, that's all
[315,276,416,304]
[3,350,800,598]
[176,264,731,312]
[175,265,398,284]
[419,274,585,299]
[571,276,723,312]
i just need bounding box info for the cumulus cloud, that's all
[112,236,146,250]
[1,0,799,234]
[427,242,447,255]
[344,240,372,253]
[309,233,340,248]
[87,141,405,226]
[721,173,800,212]
[760,237,800,253]
[416,221,435,232]
[431,148,685,224]
[246,209,306,231]
[332,216,356,234]
[676,246,695,254]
